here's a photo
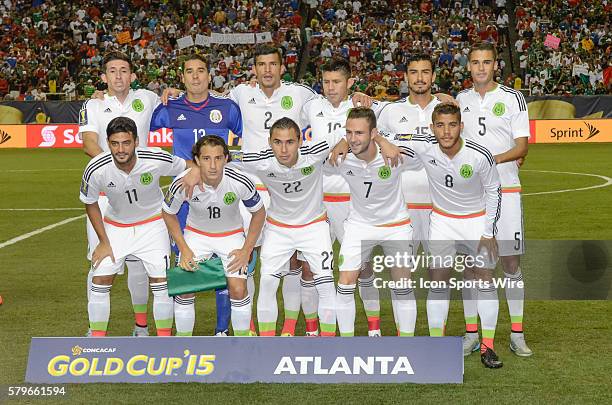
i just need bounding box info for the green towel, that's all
[166,257,227,296]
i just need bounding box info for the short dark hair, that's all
[180,53,209,72]
[102,51,132,72]
[269,117,301,140]
[254,44,283,64]
[321,57,352,78]
[406,53,434,71]
[432,102,461,122]
[347,107,376,131]
[468,42,498,61]
[106,116,137,140]
[191,135,231,161]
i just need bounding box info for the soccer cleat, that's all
[480,346,503,369]
[462,333,480,356]
[305,331,319,337]
[132,325,149,337]
[280,332,294,337]
[85,328,93,337]
[368,329,382,337]
[510,333,533,357]
[249,330,258,336]
[215,330,229,337]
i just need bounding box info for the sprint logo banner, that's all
[26,337,462,383]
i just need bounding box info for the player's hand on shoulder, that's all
[351,92,373,108]
[227,247,251,275]
[91,90,105,100]
[329,138,349,167]
[374,129,403,167]
[179,247,198,272]
[434,93,458,106]
[178,167,204,199]
[91,242,115,269]
[161,87,182,105]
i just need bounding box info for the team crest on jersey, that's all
[140,172,153,185]
[301,166,314,176]
[281,96,293,110]
[378,166,391,180]
[492,102,505,117]
[223,192,237,205]
[459,164,473,179]
[132,99,144,112]
[209,109,223,123]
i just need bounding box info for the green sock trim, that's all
[258,322,276,332]
[340,331,354,337]
[429,328,443,337]
[510,315,523,323]
[133,304,147,313]
[482,329,496,339]
[176,331,192,336]
[284,309,299,320]
[233,329,251,336]
[155,318,173,329]
[304,312,318,320]
[320,323,336,333]
[90,321,108,331]
[465,316,478,324]
[399,331,414,336]
[365,310,380,318]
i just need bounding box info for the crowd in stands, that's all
[513,0,611,95]
[0,0,302,100]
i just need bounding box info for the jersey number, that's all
[445,175,454,188]
[283,181,302,193]
[478,117,486,136]
[125,189,138,204]
[363,181,373,198]
[193,129,206,142]
[264,111,273,129]
[321,251,334,270]
[207,206,221,219]
[327,122,341,133]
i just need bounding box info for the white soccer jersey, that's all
[78,89,161,151]
[329,145,422,227]
[238,135,342,226]
[229,81,317,153]
[162,167,263,234]
[456,84,530,191]
[398,135,502,238]
[80,147,186,224]
[302,95,352,199]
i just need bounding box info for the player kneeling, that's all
[80,117,187,337]
[162,136,265,336]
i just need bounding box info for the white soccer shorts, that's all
[239,172,270,247]
[401,168,432,252]
[496,191,525,256]
[183,227,248,279]
[324,199,350,244]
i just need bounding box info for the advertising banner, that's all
[0,125,26,148]
[25,337,463,384]
[533,119,612,143]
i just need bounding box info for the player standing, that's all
[457,42,532,357]
[162,135,265,336]
[79,51,161,336]
[80,117,186,337]
[150,53,243,336]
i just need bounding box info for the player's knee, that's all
[149,277,167,284]
[289,251,299,268]
[228,281,247,300]
[179,293,195,299]
[501,256,520,273]
[92,275,114,285]
[301,266,314,280]
[338,271,359,285]
[358,262,374,279]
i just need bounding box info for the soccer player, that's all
[79,51,161,336]
[389,103,504,368]
[301,57,381,336]
[457,42,532,357]
[162,135,265,336]
[150,53,243,336]
[79,117,186,337]
[236,117,350,337]
[329,107,422,337]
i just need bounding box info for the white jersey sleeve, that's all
[79,152,111,204]
[225,167,264,213]
[162,170,189,215]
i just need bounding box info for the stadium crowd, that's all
[0,0,302,100]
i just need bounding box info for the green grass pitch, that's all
[1,144,611,403]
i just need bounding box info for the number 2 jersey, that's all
[79,148,186,224]
[150,93,243,160]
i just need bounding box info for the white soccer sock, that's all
[462,277,479,332]
[257,273,281,335]
[504,269,525,332]
[247,272,256,302]
[86,268,94,301]
[281,267,302,322]
[336,283,356,336]
[313,274,336,336]
[230,296,252,336]
[88,283,111,335]
[174,296,195,336]
[300,277,319,319]
[477,284,499,347]
[150,282,173,335]
[426,287,450,336]
[392,287,417,336]
[126,259,149,308]
[358,273,380,327]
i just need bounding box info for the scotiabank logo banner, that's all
[534,119,612,143]
[27,124,82,148]
[26,125,174,148]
